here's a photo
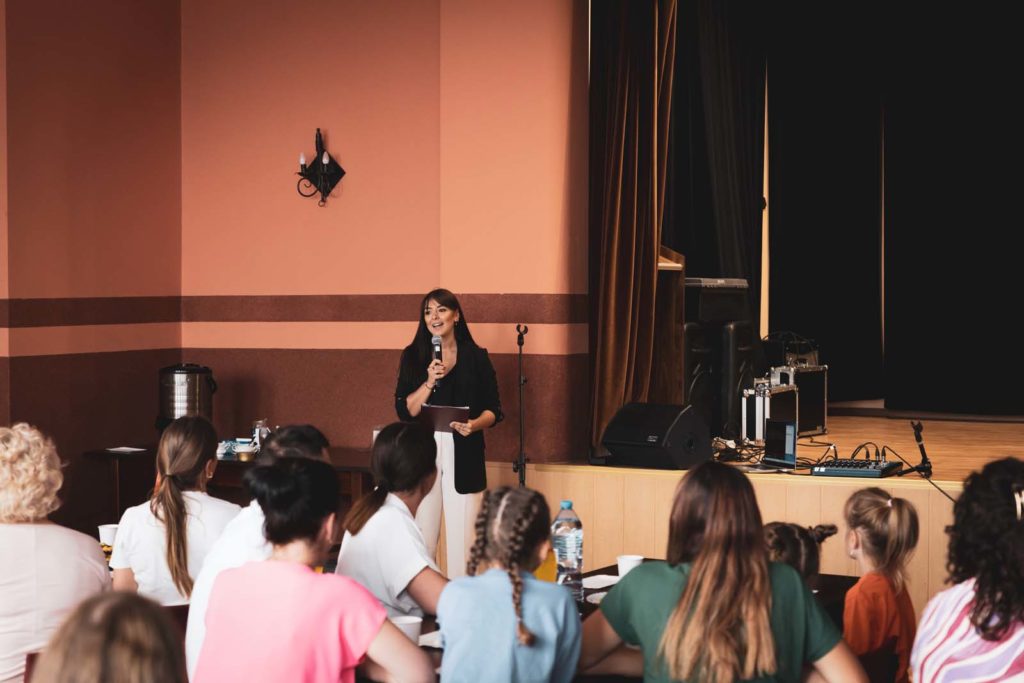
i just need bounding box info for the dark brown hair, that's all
[658,461,775,683]
[401,288,479,375]
[946,457,1024,641]
[151,416,218,598]
[256,424,329,464]
[466,487,551,646]
[764,522,838,581]
[31,592,185,683]
[844,487,919,593]
[343,422,436,535]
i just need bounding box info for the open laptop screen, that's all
[763,419,797,468]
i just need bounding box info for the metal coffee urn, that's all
[157,364,217,431]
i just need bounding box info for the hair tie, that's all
[886,498,894,508]
[1013,488,1024,522]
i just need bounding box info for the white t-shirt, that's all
[185,500,270,678]
[335,493,438,618]
[0,523,110,683]
[110,491,240,606]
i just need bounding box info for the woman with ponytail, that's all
[336,421,448,617]
[580,461,865,683]
[194,457,433,683]
[842,487,920,683]
[111,416,240,605]
[437,487,580,683]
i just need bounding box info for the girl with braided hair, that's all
[437,486,581,683]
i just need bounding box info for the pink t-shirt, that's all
[193,561,387,683]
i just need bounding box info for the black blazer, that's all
[395,341,502,493]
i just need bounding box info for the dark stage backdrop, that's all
[882,6,1022,414]
[766,2,884,402]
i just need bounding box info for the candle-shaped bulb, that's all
[322,151,329,165]
[299,153,306,167]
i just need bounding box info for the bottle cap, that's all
[560,500,573,510]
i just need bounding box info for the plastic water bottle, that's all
[551,500,584,601]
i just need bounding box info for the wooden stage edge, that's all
[482,416,1024,617]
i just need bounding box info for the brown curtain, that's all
[590,0,677,449]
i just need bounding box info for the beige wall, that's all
[488,462,959,616]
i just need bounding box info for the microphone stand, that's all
[897,420,933,477]
[512,324,529,487]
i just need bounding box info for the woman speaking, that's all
[396,288,502,578]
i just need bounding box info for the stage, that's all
[482,416,1024,616]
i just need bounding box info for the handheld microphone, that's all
[431,335,443,388]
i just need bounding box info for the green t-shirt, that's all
[600,560,840,683]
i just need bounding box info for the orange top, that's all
[843,571,916,683]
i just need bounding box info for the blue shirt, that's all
[438,568,581,683]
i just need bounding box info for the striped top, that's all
[911,579,1024,682]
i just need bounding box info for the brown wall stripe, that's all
[1,294,588,327]
[3,297,180,327]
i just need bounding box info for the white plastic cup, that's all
[617,554,643,577]
[390,615,423,643]
[98,524,118,546]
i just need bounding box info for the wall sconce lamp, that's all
[296,128,346,206]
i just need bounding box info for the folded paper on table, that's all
[106,446,146,453]
[419,630,443,649]
[418,404,470,433]
[581,575,620,590]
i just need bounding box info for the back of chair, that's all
[859,637,900,683]
[25,651,39,681]
[163,604,190,640]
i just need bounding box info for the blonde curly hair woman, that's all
[0,423,109,683]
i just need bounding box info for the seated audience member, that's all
[0,424,110,683]
[185,425,329,677]
[438,487,581,683]
[336,422,447,617]
[111,416,240,605]
[194,457,433,683]
[842,487,919,683]
[912,457,1024,682]
[30,592,185,683]
[764,522,838,583]
[580,461,866,683]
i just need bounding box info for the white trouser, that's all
[414,431,482,578]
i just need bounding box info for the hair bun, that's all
[244,464,301,510]
[810,524,838,543]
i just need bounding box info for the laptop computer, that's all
[741,419,797,472]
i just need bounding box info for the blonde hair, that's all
[0,423,63,522]
[658,462,776,683]
[31,592,185,683]
[151,416,218,598]
[844,487,919,592]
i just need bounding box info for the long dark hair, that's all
[466,487,551,646]
[658,461,775,683]
[343,422,437,535]
[402,288,478,373]
[946,457,1024,641]
[151,416,218,598]
[244,457,339,545]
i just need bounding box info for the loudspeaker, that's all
[601,403,712,470]
[721,321,755,440]
[683,322,714,431]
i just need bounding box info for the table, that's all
[85,446,373,522]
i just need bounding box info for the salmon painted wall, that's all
[439,0,588,295]
[180,0,590,460]
[180,0,442,296]
[5,0,181,299]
